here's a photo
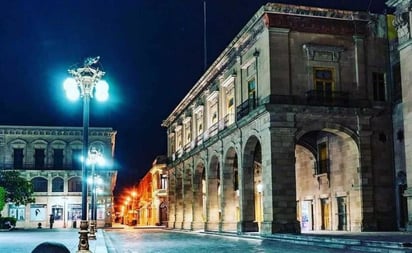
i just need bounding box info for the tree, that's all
[0,171,35,206]
[0,186,5,212]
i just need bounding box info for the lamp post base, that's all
[77,220,91,252]
[89,220,96,240]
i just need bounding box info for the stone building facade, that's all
[0,125,117,229]
[387,0,412,231]
[162,3,396,234]
[134,156,168,226]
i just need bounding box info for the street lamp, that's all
[64,56,109,252]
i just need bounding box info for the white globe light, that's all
[63,78,80,101]
[95,80,109,101]
[96,80,109,92]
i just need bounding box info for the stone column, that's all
[261,127,299,234]
[174,166,184,229]
[167,167,176,228]
[182,162,193,230]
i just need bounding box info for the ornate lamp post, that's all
[64,56,109,252]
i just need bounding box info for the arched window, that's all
[68,177,82,192]
[31,177,48,192]
[52,177,64,192]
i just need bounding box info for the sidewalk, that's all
[0,228,108,253]
[200,230,412,253]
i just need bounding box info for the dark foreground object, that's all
[32,242,70,253]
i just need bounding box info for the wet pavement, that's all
[104,228,351,253]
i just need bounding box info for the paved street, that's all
[104,228,348,253]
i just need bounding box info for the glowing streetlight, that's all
[64,56,108,252]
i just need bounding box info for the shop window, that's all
[8,204,25,221]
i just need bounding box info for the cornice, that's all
[0,125,116,137]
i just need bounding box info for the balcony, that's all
[154,188,167,197]
[236,97,257,121]
[305,90,349,106]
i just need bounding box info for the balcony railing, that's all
[305,90,349,106]
[0,163,81,170]
[236,97,257,121]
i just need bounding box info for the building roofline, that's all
[161,3,372,128]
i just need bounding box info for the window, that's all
[317,142,329,174]
[196,111,203,136]
[71,149,82,170]
[52,205,63,220]
[52,177,64,192]
[32,177,48,192]
[8,204,25,221]
[68,177,82,192]
[34,149,45,169]
[176,128,182,149]
[248,79,257,109]
[170,135,176,154]
[210,100,218,125]
[184,120,191,145]
[314,68,334,98]
[13,148,24,169]
[53,149,64,169]
[373,72,386,101]
[160,174,168,190]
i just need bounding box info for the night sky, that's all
[0,0,389,194]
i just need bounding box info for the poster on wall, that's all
[30,204,47,221]
[301,201,310,232]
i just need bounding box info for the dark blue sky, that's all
[0,0,389,193]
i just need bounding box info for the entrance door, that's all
[320,198,330,230]
[301,200,313,231]
[159,202,168,226]
[337,197,347,230]
[399,184,408,228]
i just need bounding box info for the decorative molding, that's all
[302,43,344,62]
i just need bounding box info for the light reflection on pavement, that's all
[104,229,348,253]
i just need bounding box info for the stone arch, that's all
[295,127,360,232]
[221,147,239,231]
[241,135,262,232]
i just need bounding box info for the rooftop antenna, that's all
[203,0,207,71]
[367,0,373,12]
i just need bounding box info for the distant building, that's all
[134,155,168,226]
[0,125,117,229]
[162,3,397,233]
